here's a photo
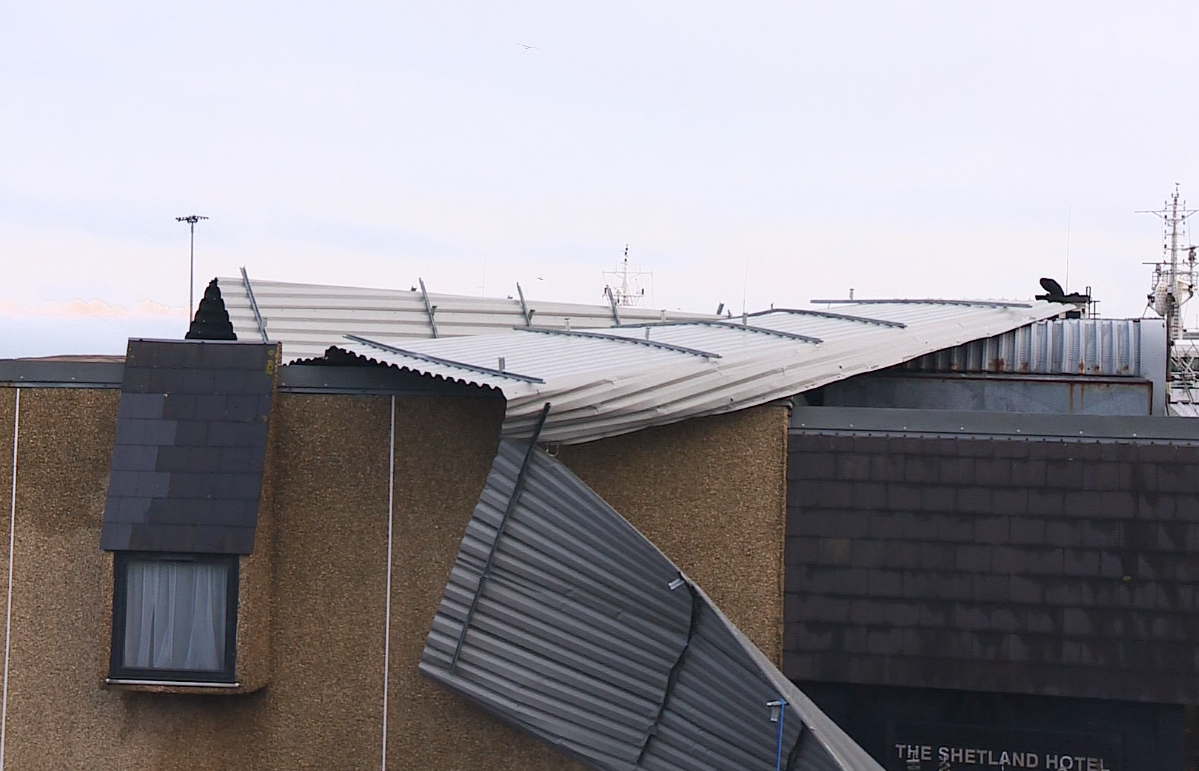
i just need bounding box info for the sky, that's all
[4,1,1199,357]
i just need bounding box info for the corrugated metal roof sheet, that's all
[902,318,1155,376]
[215,275,721,362]
[335,300,1068,444]
[420,439,883,771]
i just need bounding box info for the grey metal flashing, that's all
[618,319,824,344]
[516,282,533,327]
[420,440,883,771]
[239,266,270,342]
[809,298,1035,308]
[790,404,1199,442]
[0,360,125,388]
[747,308,907,328]
[344,334,545,383]
[517,326,723,358]
[418,277,440,338]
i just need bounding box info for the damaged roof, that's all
[333,300,1069,444]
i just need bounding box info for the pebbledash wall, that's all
[0,364,789,770]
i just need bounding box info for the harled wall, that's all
[0,385,787,769]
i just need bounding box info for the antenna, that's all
[1138,184,1197,346]
[175,214,209,320]
[602,245,652,307]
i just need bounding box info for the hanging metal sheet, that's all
[420,440,883,771]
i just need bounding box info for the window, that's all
[109,553,238,684]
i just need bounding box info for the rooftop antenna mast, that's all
[176,214,209,319]
[602,245,651,307]
[1139,185,1197,348]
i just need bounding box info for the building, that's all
[0,278,1188,770]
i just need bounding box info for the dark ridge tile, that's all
[119,392,166,420]
[959,439,995,458]
[1138,443,1178,463]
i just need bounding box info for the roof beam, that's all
[809,298,1032,308]
[747,308,906,328]
[517,327,721,358]
[617,320,823,344]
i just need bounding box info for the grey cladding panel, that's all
[100,339,279,554]
[421,440,882,771]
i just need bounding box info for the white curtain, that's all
[123,560,228,672]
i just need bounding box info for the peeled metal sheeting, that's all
[420,440,883,771]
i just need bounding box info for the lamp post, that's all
[175,215,209,319]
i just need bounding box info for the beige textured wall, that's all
[0,385,783,770]
[555,402,790,663]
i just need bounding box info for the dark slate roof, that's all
[420,440,882,771]
[100,338,279,554]
[785,423,1199,705]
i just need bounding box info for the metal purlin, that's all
[747,308,908,329]
[448,403,552,672]
[516,326,722,358]
[516,283,533,327]
[239,267,270,342]
[418,278,439,338]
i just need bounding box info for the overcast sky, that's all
[4,1,1199,357]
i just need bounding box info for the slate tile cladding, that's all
[100,339,279,554]
[784,431,1199,704]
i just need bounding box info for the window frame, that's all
[109,552,239,685]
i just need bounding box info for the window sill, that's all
[105,678,241,689]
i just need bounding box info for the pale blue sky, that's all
[4,1,1199,356]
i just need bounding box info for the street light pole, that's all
[175,214,209,319]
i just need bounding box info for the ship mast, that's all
[1140,184,1198,347]
[602,245,651,307]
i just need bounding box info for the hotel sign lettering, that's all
[887,723,1119,771]
[895,745,1110,771]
